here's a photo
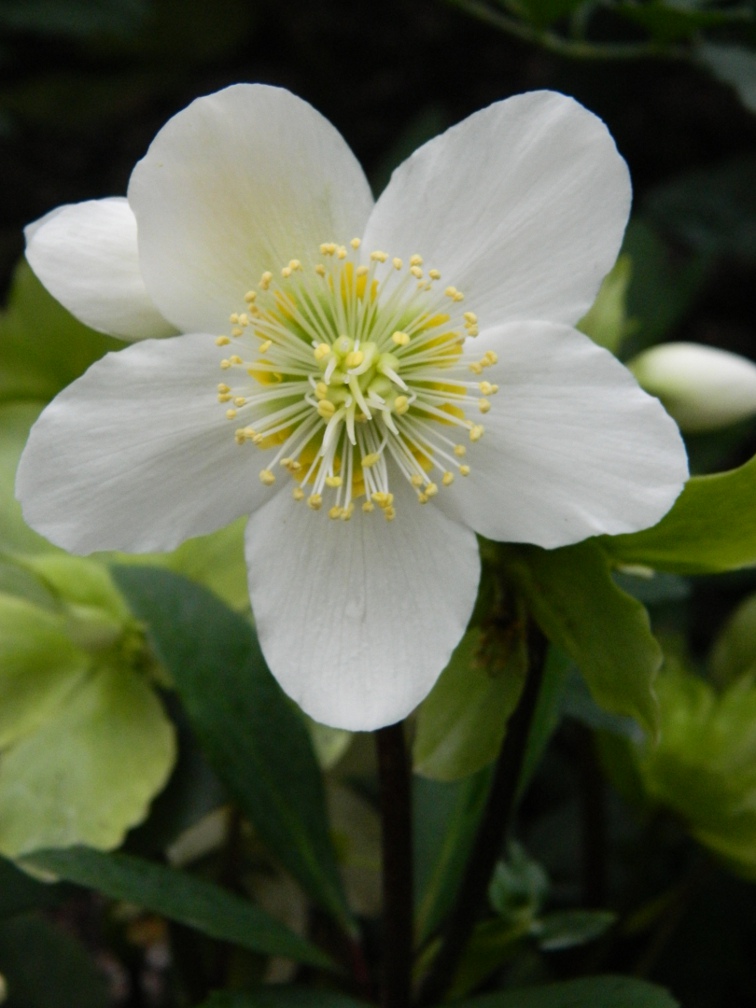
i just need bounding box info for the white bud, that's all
[629,342,756,433]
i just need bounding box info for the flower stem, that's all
[417,620,548,1006]
[376,721,413,1008]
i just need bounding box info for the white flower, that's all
[629,342,756,433]
[16,85,687,730]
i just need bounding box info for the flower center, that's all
[215,238,498,520]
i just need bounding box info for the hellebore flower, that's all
[16,85,687,730]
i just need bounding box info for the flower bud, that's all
[628,342,756,432]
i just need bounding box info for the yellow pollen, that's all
[410,254,423,266]
[229,355,242,365]
[469,424,484,442]
[244,290,257,303]
[478,398,491,413]
[281,266,292,278]
[345,350,364,368]
[445,286,464,302]
[325,476,343,489]
[361,452,381,468]
[234,396,246,407]
[410,266,423,279]
[392,257,403,270]
[328,506,343,520]
[464,311,477,325]
[459,464,471,476]
[350,237,362,249]
[259,469,276,485]
[314,343,331,361]
[229,313,240,324]
[293,487,305,500]
[383,507,396,521]
[215,335,231,346]
[418,493,428,504]
[442,471,454,486]
[371,250,389,262]
[317,400,336,419]
[425,482,439,497]
[260,271,273,290]
[217,383,230,393]
[484,351,498,365]
[391,331,410,347]
[454,444,466,457]
[469,362,483,375]
[362,501,375,513]
[356,265,369,277]
[225,408,237,419]
[315,264,326,277]
[289,259,302,271]
[259,340,272,353]
[307,494,323,510]
[320,242,336,255]
[410,474,424,488]
[231,327,243,337]
[479,381,497,395]
[336,245,347,259]
[315,381,328,399]
[428,269,441,280]
[394,395,409,415]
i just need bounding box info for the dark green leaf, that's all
[413,768,492,945]
[113,566,354,935]
[696,42,756,115]
[0,855,61,918]
[603,453,756,574]
[616,1,751,42]
[516,0,586,30]
[503,542,661,734]
[0,913,108,1008]
[22,847,333,970]
[455,973,678,1007]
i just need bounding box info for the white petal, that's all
[363,91,630,327]
[245,472,480,731]
[25,198,176,341]
[435,322,688,548]
[16,334,277,553]
[128,84,374,334]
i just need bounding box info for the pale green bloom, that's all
[629,341,756,432]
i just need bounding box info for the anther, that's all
[234,397,246,407]
[459,464,471,476]
[225,408,237,419]
[392,257,403,270]
[469,424,484,442]
[371,250,389,262]
[317,400,336,419]
[259,469,276,485]
[391,331,410,347]
[350,237,362,249]
[394,396,410,415]
[325,475,343,488]
[345,350,364,368]
[428,269,441,280]
[307,494,323,510]
[314,343,331,361]
[410,254,423,266]
[442,471,454,486]
[478,398,491,413]
[361,452,381,468]
[410,266,423,279]
[260,271,273,290]
[293,487,305,501]
[215,335,231,346]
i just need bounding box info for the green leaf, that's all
[503,541,661,734]
[199,989,368,1007]
[413,627,526,781]
[23,846,334,969]
[0,913,108,1008]
[0,594,88,747]
[603,453,756,574]
[516,0,586,30]
[0,261,120,406]
[696,42,756,115]
[489,845,549,926]
[534,908,616,950]
[113,566,354,936]
[0,400,57,556]
[455,973,678,1007]
[413,768,492,946]
[616,0,751,42]
[577,254,632,355]
[0,666,175,857]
